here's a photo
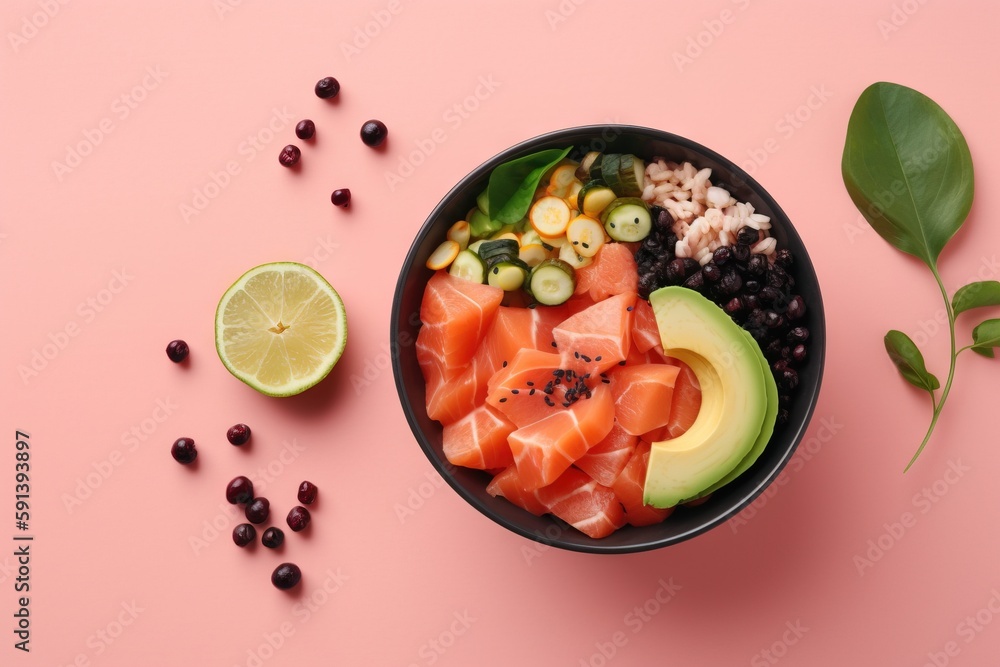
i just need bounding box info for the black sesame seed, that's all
[529,388,535,395]
[551,341,557,348]
[562,402,571,408]
[511,389,519,395]
[502,360,507,368]
[553,369,564,376]
[526,381,534,386]
[609,222,616,228]
[544,396,554,406]
[493,267,499,274]
[499,398,507,403]
[574,351,580,359]
[626,307,633,312]
[573,241,579,245]
[581,355,591,363]
[619,360,626,366]
[595,355,603,361]
[602,378,611,384]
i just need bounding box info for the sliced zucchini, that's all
[529,259,577,306]
[448,249,486,283]
[492,232,520,244]
[565,215,606,258]
[518,243,549,267]
[520,229,543,247]
[600,154,623,194]
[577,180,617,218]
[529,196,572,237]
[476,189,489,215]
[426,240,461,270]
[477,238,520,262]
[617,154,646,197]
[545,164,580,199]
[558,241,593,269]
[468,239,486,254]
[469,208,501,239]
[575,151,602,181]
[538,233,568,249]
[487,259,529,291]
[565,180,583,210]
[601,197,652,242]
[447,220,471,249]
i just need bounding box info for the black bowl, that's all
[391,125,825,554]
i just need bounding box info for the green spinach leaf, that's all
[488,147,571,225]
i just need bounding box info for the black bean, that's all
[765,310,785,329]
[747,254,767,275]
[732,244,750,263]
[743,279,761,294]
[780,368,799,390]
[787,326,810,343]
[683,271,705,291]
[737,226,759,246]
[702,263,722,283]
[775,248,794,269]
[786,295,806,320]
[792,344,807,363]
[712,246,732,266]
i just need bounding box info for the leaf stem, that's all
[904,267,958,472]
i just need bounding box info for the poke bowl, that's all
[391,125,825,554]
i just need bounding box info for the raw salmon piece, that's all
[666,361,701,438]
[575,422,638,487]
[553,292,636,376]
[486,349,567,427]
[508,382,615,490]
[631,298,661,353]
[425,364,479,425]
[536,467,626,539]
[612,440,674,526]
[573,243,639,303]
[486,465,548,516]
[442,405,515,470]
[416,271,504,379]
[610,364,680,436]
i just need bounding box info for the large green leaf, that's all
[842,82,974,268]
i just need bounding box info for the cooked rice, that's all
[641,159,775,264]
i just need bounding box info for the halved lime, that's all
[215,262,347,397]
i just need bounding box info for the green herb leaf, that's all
[952,281,1000,315]
[884,330,940,392]
[488,147,571,224]
[971,319,1000,358]
[842,82,974,269]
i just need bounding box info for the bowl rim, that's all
[391,124,826,554]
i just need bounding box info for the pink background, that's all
[3,1,1000,665]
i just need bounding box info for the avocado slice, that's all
[643,287,770,508]
[687,329,779,500]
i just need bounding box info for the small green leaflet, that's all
[952,281,1000,315]
[971,319,1000,358]
[884,330,940,392]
